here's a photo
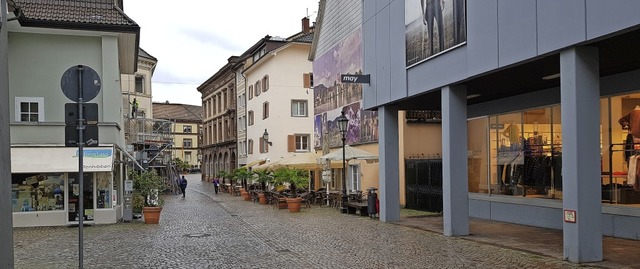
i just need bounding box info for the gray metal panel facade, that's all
[363,18,377,107]
[466,0,498,76]
[364,0,640,107]
[536,0,586,55]
[497,0,537,66]
[389,0,407,102]
[586,0,640,39]
[375,5,391,104]
[406,47,467,98]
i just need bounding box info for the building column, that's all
[379,105,400,222]
[441,85,469,236]
[560,47,602,263]
[0,0,14,265]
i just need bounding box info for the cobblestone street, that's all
[14,174,595,269]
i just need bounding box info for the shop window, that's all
[96,173,112,209]
[15,97,44,122]
[12,173,65,212]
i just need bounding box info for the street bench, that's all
[345,202,368,216]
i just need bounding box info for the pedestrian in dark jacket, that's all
[213,178,220,194]
[179,176,187,198]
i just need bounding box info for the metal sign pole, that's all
[77,65,85,269]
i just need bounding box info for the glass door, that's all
[67,173,94,223]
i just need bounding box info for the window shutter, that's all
[259,137,265,153]
[303,73,310,88]
[287,135,295,152]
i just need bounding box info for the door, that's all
[67,173,95,222]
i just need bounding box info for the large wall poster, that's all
[405,0,466,67]
[313,28,379,149]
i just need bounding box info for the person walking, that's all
[213,178,220,194]
[179,175,187,198]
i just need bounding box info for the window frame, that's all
[263,75,269,92]
[183,138,193,148]
[248,110,254,126]
[135,75,144,94]
[255,81,261,97]
[263,102,269,119]
[183,125,192,133]
[295,134,310,152]
[248,85,254,100]
[248,139,254,154]
[15,97,44,122]
[291,100,308,117]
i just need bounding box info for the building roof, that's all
[8,0,139,32]
[153,102,203,123]
[139,48,157,61]
[291,31,314,43]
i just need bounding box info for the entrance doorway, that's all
[67,173,94,223]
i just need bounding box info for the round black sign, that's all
[61,65,101,102]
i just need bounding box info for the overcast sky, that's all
[124,1,319,106]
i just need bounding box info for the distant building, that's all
[6,0,139,227]
[153,102,203,170]
[240,18,315,169]
[198,57,240,180]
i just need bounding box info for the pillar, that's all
[560,47,602,263]
[379,105,400,222]
[441,85,469,236]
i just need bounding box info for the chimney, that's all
[302,17,310,33]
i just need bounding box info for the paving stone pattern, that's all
[14,174,595,269]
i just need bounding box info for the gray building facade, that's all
[364,0,640,263]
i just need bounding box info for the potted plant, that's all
[130,169,166,224]
[253,170,273,204]
[273,167,309,212]
[233,168,253,201]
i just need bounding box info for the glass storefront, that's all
[68,173,94,221]
[469,93,640,207]
[11,173,65,212]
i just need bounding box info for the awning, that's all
[11,147,114,173]
[241,159,266,168]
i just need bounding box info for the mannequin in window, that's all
[619,105,640,139]
[619,105,640,162]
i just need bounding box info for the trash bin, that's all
[367,187,378,218]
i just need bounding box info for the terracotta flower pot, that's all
[286,197,302,213]
[142,206,162,224]
[258,193,267,204]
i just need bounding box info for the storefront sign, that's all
[11,147,113,173]
[340,74,370,84]
[564,209,576,223]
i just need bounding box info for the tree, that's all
[232,167,252,189]
[272,167,308,198]
[253,169,273,191]
[130,169,166,210]
[174,157,190,172]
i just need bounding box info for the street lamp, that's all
[262,128,272,146]
[336,110,349,214]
